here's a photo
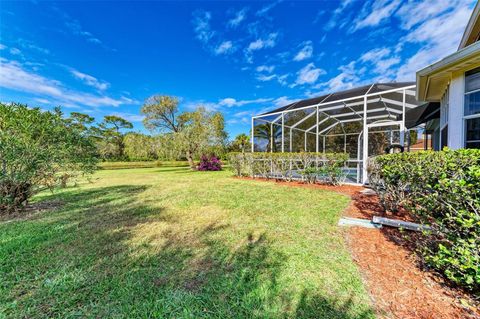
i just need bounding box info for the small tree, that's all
[141,95,227,168]
[0,103,98,214]
[97,115,133,160]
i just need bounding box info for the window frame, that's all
[464,67,480,148]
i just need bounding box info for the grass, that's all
[0,167,374,318]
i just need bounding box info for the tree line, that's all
[0,95,252,214]
[66,95,252,167]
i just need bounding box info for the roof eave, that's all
[459,2,480,50]
[416,41,480,101]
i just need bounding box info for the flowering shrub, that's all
[368,149,480,292]
[197,154,222,171]
[227,152,348,185]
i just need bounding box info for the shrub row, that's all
[368,149,480,292]
[228,152,349,185]
[97,161,190,170]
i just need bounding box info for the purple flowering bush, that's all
[197,154,222,171]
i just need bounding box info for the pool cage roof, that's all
[251,82,421,184]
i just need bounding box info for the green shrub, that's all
[300,167,318,184]
[0,104,97,214]
[368,149,480,292]
[227,152,348,185]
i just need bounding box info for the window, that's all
[440,88,449,148]
[441,125,448,150]
[465,67,480,149]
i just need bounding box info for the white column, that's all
[289,128,293,152]
[448,74,465,149]
[270,123,273,153]
[251,117,255,152]
[304,132,307,151]
[281,113,285,153]
[400,89,406,146]
[362,96,368,184]
[315,106,319,152]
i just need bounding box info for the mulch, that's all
[235,176,480,319]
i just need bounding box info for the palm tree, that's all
[254,123,282,152]
[233,133,250,153]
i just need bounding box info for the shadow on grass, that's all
[1,184,374,318]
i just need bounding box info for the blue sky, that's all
[0,0,476,138]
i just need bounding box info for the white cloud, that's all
[360,47,390,63]
[256,0,281,16]
[293,41,313,61]
[219,97,272,107]
[9,48,21,55]
[273,96,297,107]
[324,0,354,31]
[218,98,237,107]
[395,0,463,30]
[34,98,50,104]
[295,63,326,86]
[111,112,145,123]
[246,33,277,51]
[192,10,215,44]
[351,0,401,32]
[276,74,289,86]
[314,61,365,93]
[256,65,275,73]
[228,8,247,27]
[214,41,235,55]
[53,7,105,46]
[0,58,134,108]
[256,74,276,81]
[313,10,326,24]
[395,1,472,80]
[17,39,50,55]
[359,47,400,75]
[0,43,5,50]
[70,69,110,91]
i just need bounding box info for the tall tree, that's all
[141,95,227,168]
[98,115,133,159]
[67,112,95,134]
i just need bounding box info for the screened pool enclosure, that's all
[251,82,421,184]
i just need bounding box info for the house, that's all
[416,2,480,150]
[250,3,480,185]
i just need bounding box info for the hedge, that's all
[98,161,190,170]
[228,152,349,185]
[368,149,480,292]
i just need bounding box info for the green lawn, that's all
[0,167,374,319]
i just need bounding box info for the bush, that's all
[0,104,97,214]
[197,155,222,171]
[368,149,480,292]
[227,152,348,185]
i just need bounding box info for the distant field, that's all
[98,160,190,170]
[0,167,374,318]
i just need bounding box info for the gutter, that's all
[416,41,480,100]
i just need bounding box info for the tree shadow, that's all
[1,184,375,318]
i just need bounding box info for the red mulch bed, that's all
[236,177,480,319]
